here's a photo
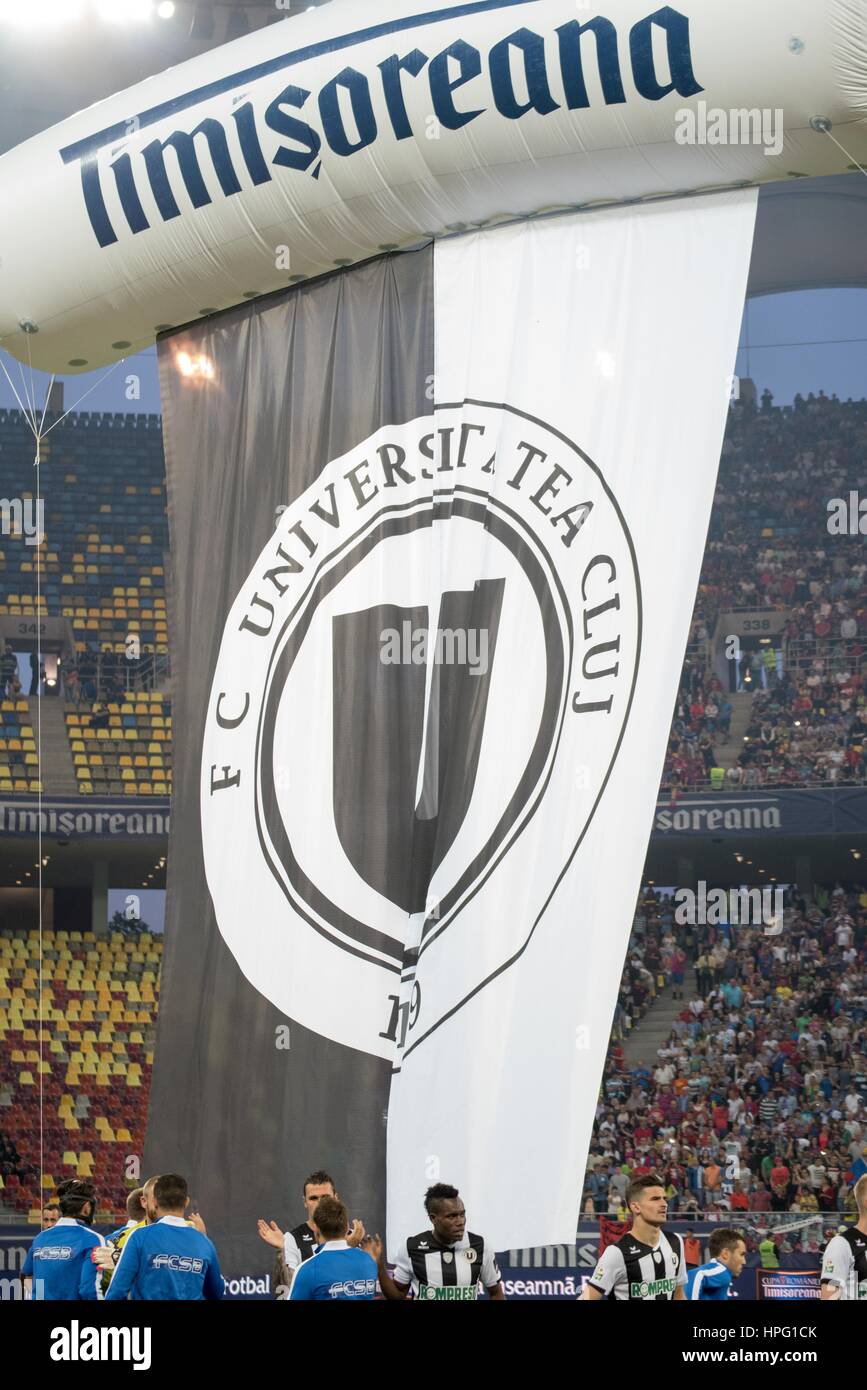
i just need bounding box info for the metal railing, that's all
[60,651,171,703]
[659,770,867,793]
[786,636,864,681]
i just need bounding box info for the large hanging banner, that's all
[147,249,433,1275]
[149,190,756,1272]
[385,193,756,1253]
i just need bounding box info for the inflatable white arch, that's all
[0,0,864,372]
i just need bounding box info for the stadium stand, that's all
[0,408,167,646]
[65,694,172,798]
[660,390,867,792]
[0,407,171,795]
[583,884,867,1220]
[0,695,41,794]
[0,925,159,1221]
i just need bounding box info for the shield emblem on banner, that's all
[201,402,640,1059]
[331,581,506,914]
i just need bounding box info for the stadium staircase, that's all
[712,692,752,772]
[619,965,697,1069]
[29,697,79,797]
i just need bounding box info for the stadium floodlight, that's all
[0,0,83,27]
[96,0,154,22]
[175,349,215,381]
[156,0,174,14]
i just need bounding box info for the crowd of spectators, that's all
[62,646,158,705]
[659,390,867,792]
[732,672,867,787]
[0,1133,31,1197]
[584,883,867,1220]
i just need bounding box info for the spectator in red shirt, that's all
[683,1231,702,1267]
[770,1160,790,1192]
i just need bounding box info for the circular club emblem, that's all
[202,401,640,1059]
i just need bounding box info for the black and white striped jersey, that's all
[394,1231,501,1300]
[275,1222,319,1297]
[587,1229,686,1301]
[821,1227,867,1301]
[283,1222,318,1270]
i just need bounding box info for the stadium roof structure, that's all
[0,0,298,160]
[748,173,867,299]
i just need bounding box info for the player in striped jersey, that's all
[257,1169,366,1299]
[374,1184,504,1300]
[821,1174,867,1301]
[582,1175,687,1301]
[686,1228,746,1299]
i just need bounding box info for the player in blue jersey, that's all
[105,1186,146,1245]
[289,1196,378,1301]
[104,1173,223,1301]
[21,1179,104,1300]
[686,1227,746,1300]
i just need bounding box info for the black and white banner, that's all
[150,192,756,1269]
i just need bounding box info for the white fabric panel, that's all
[385,189,757,1255]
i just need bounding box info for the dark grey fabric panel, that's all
[145,247,433,1279]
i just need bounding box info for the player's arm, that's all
[272,1248,291,1300]
[370,1237,411,1300]
[21,1242,34,1299]
[347,1219,366,1248]
[257,1218,285,1251]
[820,1235,852,1299]
[103,1230,141,1301]
[79,1236,106,1301]
[580,1245,623,1301]
[674,1234,688,1300]
[481,1247,505,1299]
